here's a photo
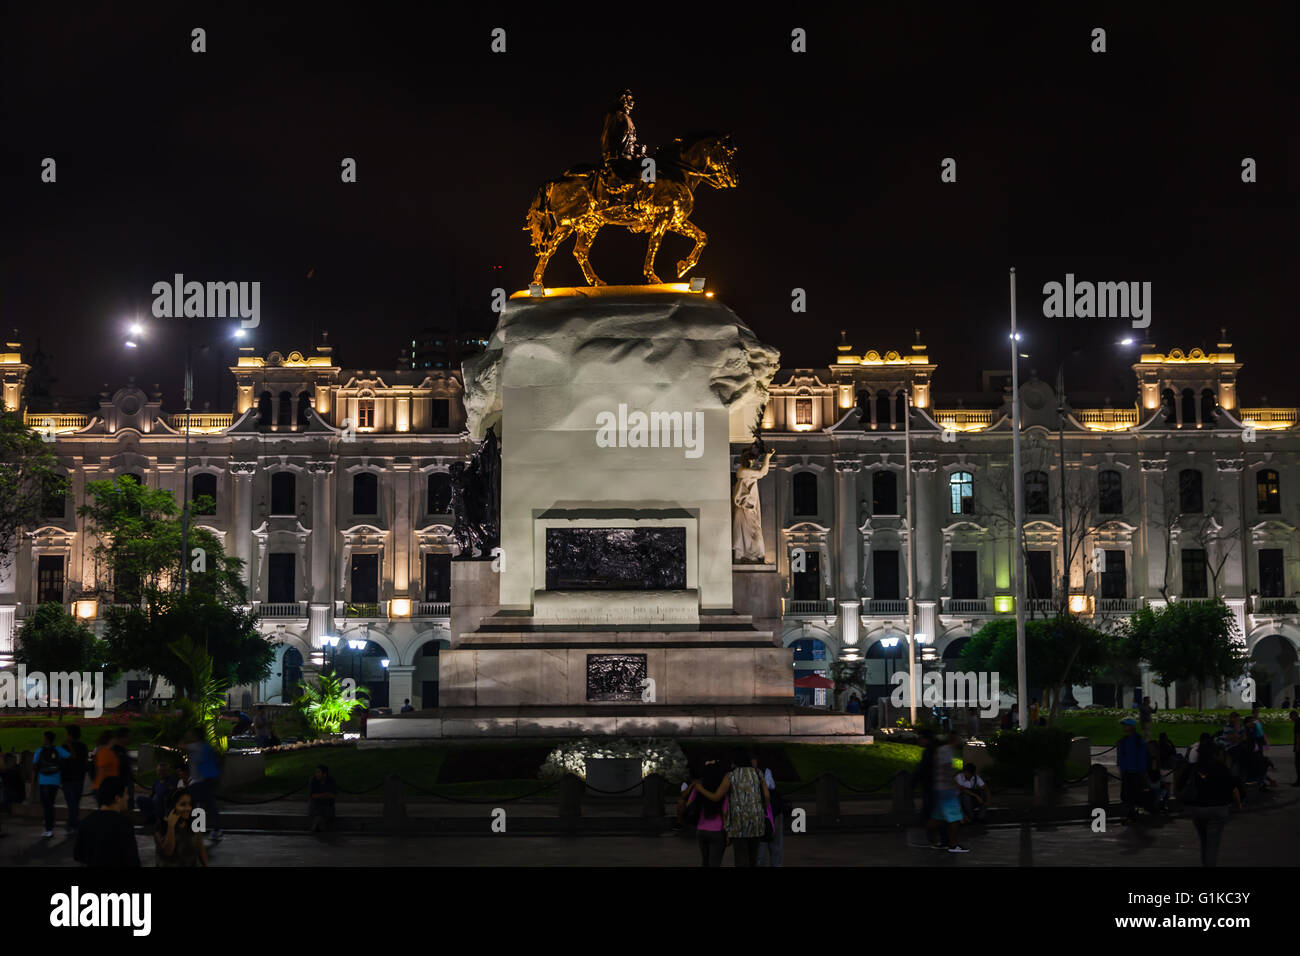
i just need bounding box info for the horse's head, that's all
[675,133,739,189]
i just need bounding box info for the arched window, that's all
[872,471,898,515]
[1181,389,1196,426]
[949,471,974,514]
[1024,470,1050,514]
[1200,389,1217,426]
[427,472,452,513]
[353,472,378,515]
[191,473,218,515]
[855,390,871,424]
[297,391,311,427]
[1160,389,1177,424]
[278,391,293,430]
[895,390,906,427]
[1098,469,1123,514]
[875,390,891,429]
[258,391,273,427]
[1256,469,1281,514]
[270,472,296,515]
[281,648,303,702]
[792,471,819,516]
[1178,469,1203,514]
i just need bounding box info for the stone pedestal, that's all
[733,564,782,636]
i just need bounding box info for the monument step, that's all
[455,630,778,647]
[475,611,758,630]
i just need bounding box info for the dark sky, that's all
[2,4,1295,411]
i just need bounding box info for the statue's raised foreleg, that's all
[572,222,605,286]
[643,221,669,284]
[532,221,574,285]
[672,219,708,278]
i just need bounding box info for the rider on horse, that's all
[599,89,648,201]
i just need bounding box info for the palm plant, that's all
[295,670,369,736]
[165,634,229,751]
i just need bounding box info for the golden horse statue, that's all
[524,134,738,285]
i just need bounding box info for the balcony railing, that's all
[943,598,990,614]
[1027,598,1057,614]
[24,412,91,431]
[1075,407,1139,430]
[340,602,385,619]
[1238,407,1298,427]
[1096,598,1143,613]
[932,408,996,430]
[164,412,235,432]
[785,599,835,615]
[416,601,451,616]
[1252,597,1298,615]
[863,599,908,614]
[255,601,307,618]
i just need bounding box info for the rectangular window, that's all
[951,551,978,599]
[425,553,451,602]
[350,553,380,604]
[794,398,813,425]
[1259,548,1284,598]
[357,399,375,428]
[41,478,66,519]
[1181,548,1208,598]
[792,550,821,601]
[37,555,64,604]
[1101,550,1126,599]
[1026,551,1053,601]
[267,553,295,604]
[431,398,450,429]
[872,550,900,600]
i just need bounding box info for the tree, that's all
[1125,599,1248,710]
[80,476,272,707]
[0,413,66,569]
[959,615,1112,723]
[13,603,116,716]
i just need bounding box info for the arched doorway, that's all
[865,634,907,703]
[337,640,391,709]
[790,637,830,707]
[415,638,451,709]
[942,637,970,663]
[1250,635,1299,707]
[280,647,303,704]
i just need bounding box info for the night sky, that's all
[2,4,1295,412]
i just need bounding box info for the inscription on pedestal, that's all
[546,527,686,590]
[586,654,648,701]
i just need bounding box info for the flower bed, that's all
[539,738,689,784]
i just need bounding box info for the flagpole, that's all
[905,382,917,725]
[1010,268,1029,729]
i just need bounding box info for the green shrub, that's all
[987,726,1073,787]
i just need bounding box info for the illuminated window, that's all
[794,398,813,425]
[949,471,974,514]
[357,399,375,428]
[1256,469,1280,514]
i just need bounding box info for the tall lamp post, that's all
[1009,269,1029,729]
[904,382,918,725]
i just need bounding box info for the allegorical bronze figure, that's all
[524,90,738,285]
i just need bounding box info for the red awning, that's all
[793,674,835,689]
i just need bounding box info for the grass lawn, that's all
[0,717,156,754]
[1055,711,1295,748]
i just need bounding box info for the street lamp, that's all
[1009,269,1029,729]
[321,635,340,674]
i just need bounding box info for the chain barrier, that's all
[397,775,563,804]
[216,783,307,805]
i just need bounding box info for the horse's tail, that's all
[524,182,553,249]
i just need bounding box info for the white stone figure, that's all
[732,448,776,562]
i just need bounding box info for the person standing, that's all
[1183,741,1242,867]
[1139,696,1156,738]
[90,730,118,800]
[185,731,224,842]
[61,725,88,832]
[753,759,784,867]
[910,729,941,848]
[34,731,71,838]
[692,750,770,866]
[1116,718,1149,823]
[927,731,969,852]
[685,759,728,866]
[73,778,141,867]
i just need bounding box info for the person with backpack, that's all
[692,749,770,866]
[61,725,89,832]
[35,731,71,838]
[1182,739,1243,867]
[90,730,119,800]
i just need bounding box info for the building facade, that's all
[2,332,1297,711]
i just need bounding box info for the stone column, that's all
[835,457,860,602]
[1215,458,1245,596]
[307,462,334,644]
[1140,459,1168,598]
[912,459,938,601]
[231,461,257,592]
[388,664,416,711]
[391,460,412,598]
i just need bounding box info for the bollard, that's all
[383,772,405,830]
[641,772,665,823]
[558,772,583,820]
[892,770,914,815]
[1032,768,1057,807]
[816,772,840,821]
[1087,763,1109,812]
